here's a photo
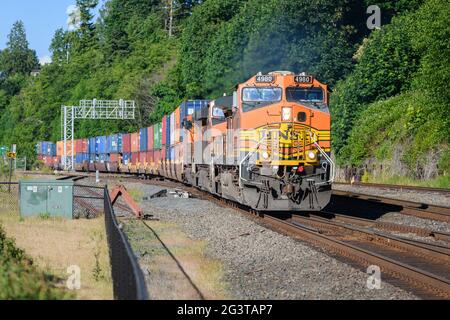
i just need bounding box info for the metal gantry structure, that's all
[61,99,136,171]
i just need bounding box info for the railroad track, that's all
[133,178,450,299]
[332,190,450,222]
[334,182,450,196]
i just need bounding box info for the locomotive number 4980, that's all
[294,75,313,83]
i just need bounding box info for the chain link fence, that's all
[0,182,19,215]
[73,184,105,219]
[104,188,149,300]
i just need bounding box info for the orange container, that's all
[57,140,73,156]
[131,132,140,153]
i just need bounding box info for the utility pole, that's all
[168,0,174,37]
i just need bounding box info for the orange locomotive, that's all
[180,71,334,211]
[57,71,333,212]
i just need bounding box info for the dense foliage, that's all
[333,0,449,179]
[0,0,447,181]
[0,225,71,299]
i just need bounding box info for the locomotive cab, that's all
[232,71,334,211]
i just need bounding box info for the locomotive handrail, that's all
[239,134,267,188]
[308,131,335,185]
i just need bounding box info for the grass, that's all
[0,210,113,300]
[123,219,230,300]
[361,173,450,189]
[127,187,144,203]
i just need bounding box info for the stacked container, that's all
[74,139,88,164]
[121,133,132,168]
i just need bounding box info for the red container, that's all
[148,126,154,151]
[122,133,132,153]
[146,151,154,163]
[43,156,53,166]
[110,153,120,162]
[131,152,139,165]
[162,116,167,146]
[131,132,140,153]
[153,150,160,163]
[75,139,88,153]
[139,152,147,164]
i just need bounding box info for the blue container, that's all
[88,137,96,154]
[170,147,175,161]
[96,136,107,154]
[165,146,171,160]
[166,116,171,149]
[122,153,132,165]
[106,134,122,154]
[139,128,148,152]
[75,153,89,164]
[180,100,209,143]
[98,154,110,163]
[37,142,56,156]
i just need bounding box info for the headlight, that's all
[282,107,292,121]
[262,151,269,160]
[307,151,317,160]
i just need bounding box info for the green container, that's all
[19,180,74,219]
[154,122,162,150]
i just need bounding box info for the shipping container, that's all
[148,126,154,151]
[131,152,139,165]
[74,139,87,154]
[75,153,89,164]
[180,100,209,143]
[131,132,140,153]
[166,116,171,149]
[57,141,73,156]
[122,133,132,153]
[146,150,154,163]
[165,145,171,160]
[88,137,96,155]
[110,153,120,162]
[122,153,132,165]
[170,112,175,146]
[139,152,147,164]
[96,136,107,154]
[154,122,162,149]
[139,128,148,152]
[162,116,167,146]
[98,154,110,163]
[174,107,181,144]
[107,134,123,154]
[36,141,56,156]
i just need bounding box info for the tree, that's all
[0,21,39,76]
[73,0,99,51]
[50,28,70,64]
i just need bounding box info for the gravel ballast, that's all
[123,182,417,300]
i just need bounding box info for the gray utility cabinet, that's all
[19,180,74,218]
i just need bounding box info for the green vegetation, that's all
[0,225,71,299]
[0,0,447,183]
[333,0,449,180]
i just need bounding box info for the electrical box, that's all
[19,180,74,218]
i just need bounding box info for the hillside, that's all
[0,0,447,185]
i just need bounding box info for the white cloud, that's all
[67,4,81,31]
[39,55,52,65]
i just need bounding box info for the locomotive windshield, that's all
[242,87,282,111]
[242,87,282,102]
[286,87,324,103]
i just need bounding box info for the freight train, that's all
[37,71,334,211]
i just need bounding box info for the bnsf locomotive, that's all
[37,71,334,211]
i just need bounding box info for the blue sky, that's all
[0,0,103,64]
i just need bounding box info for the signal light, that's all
[297,166,305,173]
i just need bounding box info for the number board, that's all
[7,152,16,159]
[294,75,314,84]
[255,75,275,83]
